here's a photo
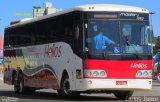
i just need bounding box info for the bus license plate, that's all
[116,81,127,85]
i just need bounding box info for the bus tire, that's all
[14,72,26,94]
[18,73,27,93]
[23,87,36,94]
[13,73,19,93]
[57,76,80,97]
[113,91,133,100]
[58,76,72,97]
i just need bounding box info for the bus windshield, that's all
[121,22,152,54]
[85,20,152,54]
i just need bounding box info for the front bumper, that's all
[75,79,152,91]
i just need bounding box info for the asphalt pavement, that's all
[0,80,160,102]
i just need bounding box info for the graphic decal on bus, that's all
[23,64,57,77]
[44,44,62,58]
[23,66,59,89]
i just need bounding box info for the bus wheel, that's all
[13,73,19,93]
[26,87,36,94]
[14,73,26,93]
[18,73,27,93]
[58,76,72,97]
[113,91,133,100]
[57,76,80,97]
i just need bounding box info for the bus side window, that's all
[65,27,73,37]
[75,26,79,40]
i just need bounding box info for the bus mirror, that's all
[75,26,79,40]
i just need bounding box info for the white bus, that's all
[3,4,153,99]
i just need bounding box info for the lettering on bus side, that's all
[44,44,62,58]
[130,63,147,69]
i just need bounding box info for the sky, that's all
[0,0,160,37]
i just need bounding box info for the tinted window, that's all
[121,22,152,54]
[85,20,120,54]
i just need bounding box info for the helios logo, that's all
[44,44,62,58]
[130,63,147,69]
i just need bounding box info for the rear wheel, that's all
[14,73,27,94]
[114,91,133,100]
[19,76,25,93]
[13,73,19,93]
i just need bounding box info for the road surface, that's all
[0,80,160,102]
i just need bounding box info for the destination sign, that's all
[84,12,118,19]
[94,14,118,19]
[84,12,149,21]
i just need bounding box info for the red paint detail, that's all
[157,73,160,79]
[0,35,3,49]
[84,59,152,79]
[24,70,59,89]
[4,50,16,57]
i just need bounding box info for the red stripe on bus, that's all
[84,59,152,79]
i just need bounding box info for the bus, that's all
[3,4,153,99]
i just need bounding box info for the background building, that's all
[33,2,62,18]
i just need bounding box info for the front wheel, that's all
[57,76,80,97]
[114,91,133,100]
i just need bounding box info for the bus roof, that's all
[77,4,149,13]
[6,4,149,29]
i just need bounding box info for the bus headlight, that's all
[84,70,107,78]
[100,71,106,76]
[136,70,152,77]
[136,71,143,77]
[143,71,149,76]
[93,71,99,76]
